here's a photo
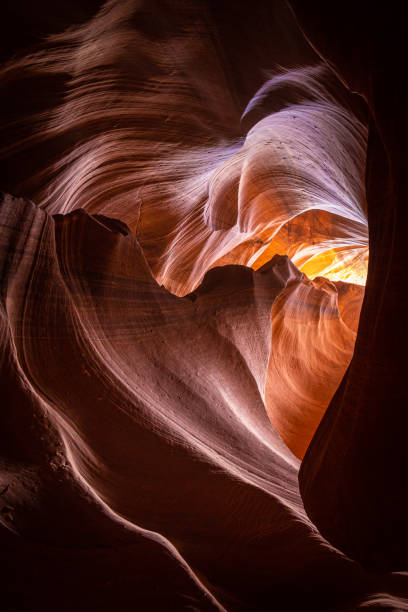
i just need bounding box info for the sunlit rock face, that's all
[1,1,405,610]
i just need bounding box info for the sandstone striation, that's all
[1,1,406,610]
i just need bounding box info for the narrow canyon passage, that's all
[1,2,406,611]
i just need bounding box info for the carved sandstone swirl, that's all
[0,1,368,298]
[0,193,378,610]
[0,0,370,462]
[2,0,404,609]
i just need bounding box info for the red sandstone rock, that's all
[1,1,406,610]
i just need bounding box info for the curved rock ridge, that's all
[0,192,376,610]
[357,594,408,610]
[2,0,405,609]
[0,1,368,297]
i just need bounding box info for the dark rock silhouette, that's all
[291,1,408,573]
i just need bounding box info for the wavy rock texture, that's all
[0,1,406,610]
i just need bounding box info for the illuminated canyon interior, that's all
[1,1,407,610]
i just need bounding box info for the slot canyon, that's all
[1,2,407,610]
